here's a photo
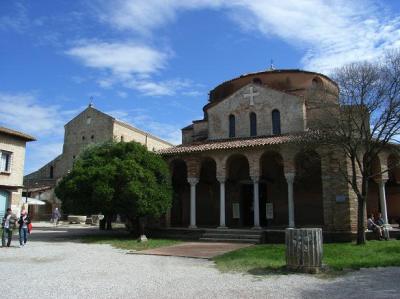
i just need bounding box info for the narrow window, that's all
[272,109,281,135]
[250,112,257,136]
[82,136,85,141]
[229,114,236,138]
[50,166,54,179]
[0,151,12,172]
[91,135,94,140]
[121,135,124,142]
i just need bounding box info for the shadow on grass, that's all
[247,266,290,275]
[379,245,400,254]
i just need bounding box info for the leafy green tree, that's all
[55,141,172,235]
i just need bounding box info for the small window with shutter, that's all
[0,151,12,173]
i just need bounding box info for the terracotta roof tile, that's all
[159,131,319,155]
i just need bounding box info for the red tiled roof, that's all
[159,131,319,155]
[0,126,36,141]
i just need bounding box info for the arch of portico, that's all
[294,150,324,226]
[361,151,400,227]
[167,145,355,230]
[196,157,219,226]
[169,158,189,227]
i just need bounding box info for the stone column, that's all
[377,179,389,226]
[252,176,261,229]
[285,173,295,228]
[187,177,199,228]
[217,177,226,228]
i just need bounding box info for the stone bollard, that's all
[91,214,104,226]
[285,228,323,273]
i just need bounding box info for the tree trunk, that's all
[106,214,113,230]
[356,179,368,245]
[356,196,366,244]
[99,218,106,230]
[138,216,148,242]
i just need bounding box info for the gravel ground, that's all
[0,233,399,298]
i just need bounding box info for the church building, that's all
[160,69,400,240]
[24,105,173,219]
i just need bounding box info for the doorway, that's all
[240,184,253,227]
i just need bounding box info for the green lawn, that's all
[213,240,400,274]
[81,235,181,251]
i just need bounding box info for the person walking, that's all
[18,210,31,247]
[1,208,18,247]
[51,207,61,226]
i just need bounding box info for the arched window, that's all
[272,109,281,135]
[250,112,257,137]
[229,114,236,138]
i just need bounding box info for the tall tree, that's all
[313,50,400,244]
[55,141,172,236]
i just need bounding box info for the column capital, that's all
[187,177,199,185]
[285,172,295,183]
[251,176,260,183]
[217,176,226,183]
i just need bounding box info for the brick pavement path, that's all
[133,242,252,259]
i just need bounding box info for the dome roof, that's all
[207,69,339,105]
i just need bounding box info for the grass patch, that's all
[81,235,181,251]
[213,240,400,274]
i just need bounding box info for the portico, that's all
[165,139,331,231]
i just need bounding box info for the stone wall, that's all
[207,84,306,140]
[63,107,115,176]
[113,121,173,151]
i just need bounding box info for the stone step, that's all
[203,229,264,235]
[202,233,261,239]
[199,237,259,244]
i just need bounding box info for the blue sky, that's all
[1,0,400,174]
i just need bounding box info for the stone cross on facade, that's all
[244,86,259,106]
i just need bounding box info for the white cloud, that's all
[0,92,64,136]
[66,41,168,76]
[228,0,400,72]
[0,92,72,174]
[99,0,224,36]
[123,78,197,96]
[0,2,29,33]
[98,0,400,73]
[66,41,202,96]
[117,91,128,98]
